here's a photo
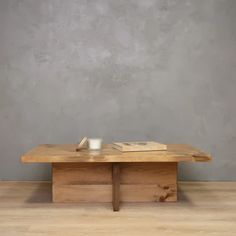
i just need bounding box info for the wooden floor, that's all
[0,181,235,236]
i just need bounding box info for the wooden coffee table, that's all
[21,144,211,211]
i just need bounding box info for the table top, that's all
[21,144,211,163]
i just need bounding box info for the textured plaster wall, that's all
[0,0,236,180]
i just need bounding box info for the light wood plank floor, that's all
[0,181,235,236]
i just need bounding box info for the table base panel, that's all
[52,162,177,205]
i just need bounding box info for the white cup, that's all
[88,138,102,150]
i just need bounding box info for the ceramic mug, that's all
[88,138,102,150]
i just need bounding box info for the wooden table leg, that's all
[112,163,120,211]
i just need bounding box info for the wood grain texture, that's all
[120,184,177,202]
[21,144,211,163]
[52,162,177,204]
[53,185,112,203]
[112,163,120,211]
[120,163,177,202]
[52,163,112,185]
[0,181,236,236]
[52,163,112,203]
[120,162,177,184]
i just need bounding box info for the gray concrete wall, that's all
[0,0,236,181]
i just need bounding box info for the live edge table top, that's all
[21,144,211,163]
